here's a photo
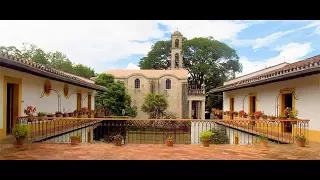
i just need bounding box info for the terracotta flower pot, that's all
[260,139,268,147]
[202,139,210,147]
[296,139,306,147]
[115,138,122,146]
[166,140,174,147]
[16,137,26,145]
[71,139,78,145]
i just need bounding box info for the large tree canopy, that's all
[0,43,96,79]
[94,74,137,117]
[138,37,242,110]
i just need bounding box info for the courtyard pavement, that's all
[1,142,320,160]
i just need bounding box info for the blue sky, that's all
[0,20,320,76]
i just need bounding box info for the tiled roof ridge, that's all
[219,54,320,89]
[0,50,104,90]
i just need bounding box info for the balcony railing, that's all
[16,117,309,145]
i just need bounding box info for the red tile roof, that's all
[0,51,106,91]
[210,54,320,92]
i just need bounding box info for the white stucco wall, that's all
[223,74,320,130]
[0,66,96,129]
[44,125,95,143]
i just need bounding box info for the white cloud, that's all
[231,30,296,50]
[0,20,162,73]
[0,20,252,73]
[236,42,314,77]
[315,26,320,34]
[299,20,320,30]
[126,62,140,69]
[253,30,296,49]
[158,20,250,41]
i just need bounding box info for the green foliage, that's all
[167,136,174,141]
[70,135,80,139]
[125,105,138,118]
[94,73,136,117]
[164,111,177,119]
[12,124,30,138]
[200,130,214,141]
[259,133,268,140]
[210,127,230,144]
[295,134,306,140]
[0,43,95,78]
[141,93,168,119]
[138,37,242,110]
[94,74,115,87]
[37,112,46,117]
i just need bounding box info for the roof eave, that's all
[0,57,106,92]
[208,66,320,93]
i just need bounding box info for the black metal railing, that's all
[15,117,309,145]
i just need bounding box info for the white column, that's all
[201,100,206,120]
[188,100,192,119]
[198,101,201,119]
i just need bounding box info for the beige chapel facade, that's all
[105,31,206,119]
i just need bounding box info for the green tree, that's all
[138,37,242,110]
[94,74,137,117]
[0,43,96,79]
[141,93,168,119]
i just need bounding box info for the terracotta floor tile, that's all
[1,142,320,160]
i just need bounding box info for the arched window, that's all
[175,39,179,48]
[166,79,171,89]
[134,79,140,88]
[175,53,179,67]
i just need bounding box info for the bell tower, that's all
[171,30,183,69]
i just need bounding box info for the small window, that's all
[166,79,171,89]
[134,79,140,88]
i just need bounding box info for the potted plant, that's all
[239,110,245,118]
[114,134,123,146]
[55,111,62,117]
[199,130,214,147]
[248,113,255,126]
[70,135,80,145]
[254,111,263,120]
[63,112,69,117]
[68,112,73,117]
[295,134,306,147]
[243,112,248,118]
[80,107,88,118]
[166,136,174,147]
[278,115,287,120]
[12,123,30,145]
[24,105,36,122]
[261,114,268,120]
[284,107,291,118]
[269,115,276,120]
[289,109,298,125]
[37,112,46,121]
[259,133,268,147]
[233,111,239,118]
[46,113,55,120]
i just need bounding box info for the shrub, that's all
[164,112,177,119]
[200,130,214,141]
[12,123,30,139]
[210,127,229,144]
